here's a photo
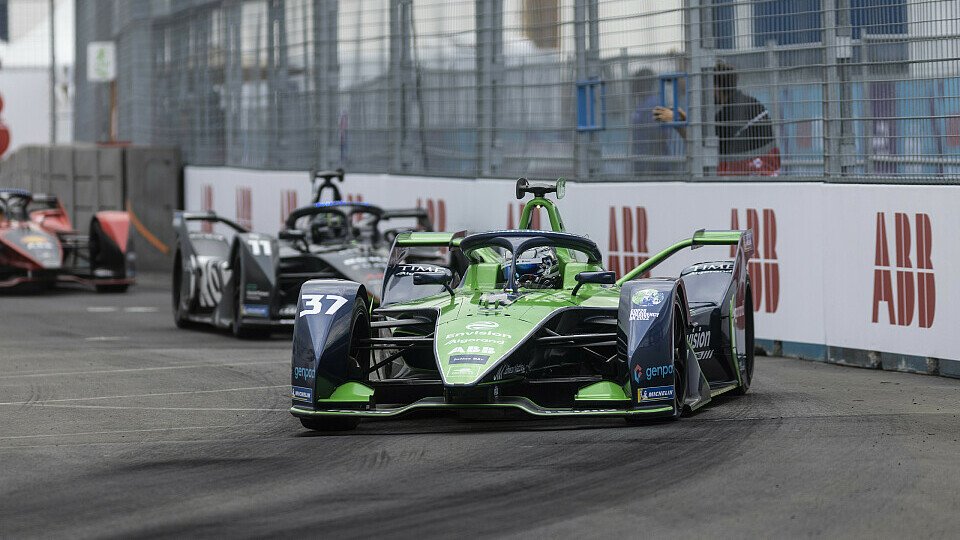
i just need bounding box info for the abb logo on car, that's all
[730,208,778,313]
[607,206,649,278]
[872,212,935,328]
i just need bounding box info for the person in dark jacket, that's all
[631,68,674,175]
[653,62,780,176]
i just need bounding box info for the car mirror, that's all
[279,229,306,242]
[572,270,616,296]
[413,270,454,298]
[279,229,307,250]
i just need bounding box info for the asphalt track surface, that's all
[1,281,959,539]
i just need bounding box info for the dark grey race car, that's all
[171,172,442,338]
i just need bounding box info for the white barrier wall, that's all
[185,167,958,362]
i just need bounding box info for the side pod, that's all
[619,279,710,412]
[291,280,368,408]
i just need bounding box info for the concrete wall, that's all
[185,166,960,381]
[0,144,181,272]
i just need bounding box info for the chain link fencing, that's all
[73,0,960,183]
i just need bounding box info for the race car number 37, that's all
[299,294,348,317]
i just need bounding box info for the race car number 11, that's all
[299,294,348,317]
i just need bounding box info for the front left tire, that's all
[299,299,369,432]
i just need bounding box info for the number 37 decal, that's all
[299,294,348,317]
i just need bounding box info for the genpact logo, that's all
[465,320,499,330]
[608,206,649,278]
[731,208,778,313]
[872,212,935,328]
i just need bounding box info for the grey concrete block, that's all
[880,353,938,375]
[826,346,882,369]
[938,359,960,379]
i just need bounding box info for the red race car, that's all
[0,188,135,292]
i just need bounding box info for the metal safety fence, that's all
[73,0,960,183]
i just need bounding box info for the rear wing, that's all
[394,231,462,249]
[173,211,248,234]
[617,229,754,285]
[382,208,433,232]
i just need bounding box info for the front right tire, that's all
[626,301,687,424]
[668,302,687,420]
[172,250,194,329]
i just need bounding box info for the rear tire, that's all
[299,300,369,433]
[667,303,687,420]
[733,282,755,395]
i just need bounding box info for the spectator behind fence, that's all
[631,68,675,175]
[653,62,780,176]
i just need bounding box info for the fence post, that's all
[313,0,340,170]
[823,0,843,178]
[476,0,503,177]
[389,0,414,172]
[685,0,717,179]
[574,0,600,180]
[224,2,243,166]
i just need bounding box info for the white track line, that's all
[13,403,288,412]
[0,424,247,440]
[0,385,287,406]
[0,360,287,380]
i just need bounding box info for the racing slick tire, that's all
[732,281,755,395]
[626,300,687,424]
[172,250,196,329]
[231,253,271,340]
[90,219,129,294]
[299,300,369,432]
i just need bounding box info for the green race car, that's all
[290,179,756,431]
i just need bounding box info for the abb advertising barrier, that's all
[185,167,957,362]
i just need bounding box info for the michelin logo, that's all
[292,386,313,402]
[639,385,674,402]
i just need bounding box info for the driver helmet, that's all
[309,213,346,243]
[502,246,560,289]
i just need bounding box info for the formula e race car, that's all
[0,188,135,292]
[172,170,442,338]
[289,178,756,430]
